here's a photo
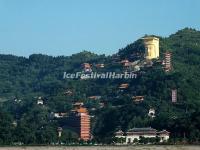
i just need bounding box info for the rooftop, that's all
[127,127,157,132]
[142,36,159,40]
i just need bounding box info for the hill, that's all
[0,28,200,144]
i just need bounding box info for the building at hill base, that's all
[115,127,170,144]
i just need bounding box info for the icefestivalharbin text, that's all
[63,72,137,79]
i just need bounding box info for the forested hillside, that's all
[0,28,200,145]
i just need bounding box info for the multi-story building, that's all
[163,52,172,72]
[171,89,177,103]
[67,107,90,141]
[143,37,159,60]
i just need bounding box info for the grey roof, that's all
[127,127,157,132]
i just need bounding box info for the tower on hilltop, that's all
[142,36,159,60]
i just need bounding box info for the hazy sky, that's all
[0,0,199,57]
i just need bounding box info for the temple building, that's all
[96,64,105,68]
[132,96,144,102]
[82,63,92,72]
[163,52,172,72]
[143,36,159,60]
[119,83,129,89]
[115,127,170,144]
[67,107,91,141]
[171,89,177,103]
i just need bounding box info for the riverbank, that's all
[0,146,200,150]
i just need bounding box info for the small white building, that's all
[115,127,170,144]
[158,130,170,142]
[96,64,105,68]
[37,97,44,105]
[82,63,92,73]
[148,108,156,118]
[54,112,68,118]
[14,98,22,103]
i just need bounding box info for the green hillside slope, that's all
[0,28,200,144]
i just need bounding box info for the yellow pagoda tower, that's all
[142,36,159,60]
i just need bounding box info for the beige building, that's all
[143,36,159,60]
[115,128,170,144]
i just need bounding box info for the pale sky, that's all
[0,0,199,57]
